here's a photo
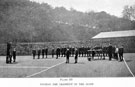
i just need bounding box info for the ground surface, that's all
[0,53,134,78]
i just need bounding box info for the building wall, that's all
[92,36,135,53]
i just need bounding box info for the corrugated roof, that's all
[92,30,135,39]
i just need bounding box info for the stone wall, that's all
[0,37,134,56]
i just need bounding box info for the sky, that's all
[30,0,135,17]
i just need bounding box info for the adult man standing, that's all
[108,43,113,61]
[81,46,84,57]
[74,48,79,64]
[119,45,124,61]
[92,48,95,60]
[58,47,60,57]
[66,48,70,63]
[102,46,106,60]
[78,47,81,57]
[45,47,48,58]
[71,47,75,57]
[12,47,16,62]
[63,47,67,57]
[32,48,36,59]
[52,48,55,58]
[61,47,64,57]
[56,47,59,59]
[6,42,12,64]
[37,48,41,59]
[114,45,119,60]
[42,48,45,58]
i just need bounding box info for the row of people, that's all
[32,47,81,64]
[65,44,124,63]
[32,48,48,59]
[6,42,124,64]
[31,46,108,59]
[32,44,124,62]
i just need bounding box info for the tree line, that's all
[0,0,135,43]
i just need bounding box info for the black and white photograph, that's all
[0,0,135,86]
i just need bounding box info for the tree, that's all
[122,5,135,20]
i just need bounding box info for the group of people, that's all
[6,42,16,64]
[65,48,79,63]
[6,42,124,64]
[107,44,124,62]
[32,47,79,63]
[31,43,124,63]
[31,46,99,59]
[32,48,48,59]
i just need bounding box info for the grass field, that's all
[0,53,134,78]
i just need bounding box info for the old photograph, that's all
[0,0,135,79]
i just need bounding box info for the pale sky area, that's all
[30,0,135,17]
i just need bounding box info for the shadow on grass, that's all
[125,60,132,62]
[6,62,18,64]
[34,58,56,60]
[66,62,85,64]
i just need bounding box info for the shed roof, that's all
[92,30,135,39]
